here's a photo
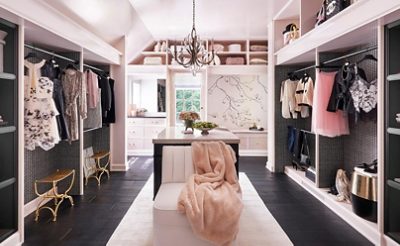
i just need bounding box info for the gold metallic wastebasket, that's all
[351,170,378,222]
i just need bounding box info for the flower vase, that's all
[184,120,194,133]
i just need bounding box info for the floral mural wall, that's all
[207,74,268,129]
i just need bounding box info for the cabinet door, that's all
[145,126,165,139]
[249,135,268,150]
[127,138,144,150]
[127,126,144,138]
[235,133,249,150]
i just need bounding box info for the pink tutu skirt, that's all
[311,71,349,137]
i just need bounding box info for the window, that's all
[175,88,201,123]
[173,72,204,125]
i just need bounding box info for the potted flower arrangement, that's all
[179,111,200,132]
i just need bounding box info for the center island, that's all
[152,127,240,198]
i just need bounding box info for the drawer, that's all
[127,139,144,150]
[127,118,145,125]
[144,126,165,138]
[144,118,166,126]
[249,136,267,150]
[127,126,144,138]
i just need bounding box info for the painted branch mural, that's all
[207,75,267,129]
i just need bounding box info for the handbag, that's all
[325,0,350,20]
[283,23,299,46]
[315,1,326,27]
[299,132,311,167]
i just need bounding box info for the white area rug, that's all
[107,173,293,246]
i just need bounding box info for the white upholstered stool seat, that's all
[153,146,216,246]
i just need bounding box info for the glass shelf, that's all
[388,73,400,81]
[0,72,16,80]
[387,128,400,135]
[387,180,400,191]
[0,126,16,134]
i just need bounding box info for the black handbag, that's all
[299,132,311,167]
[325,0,350,20]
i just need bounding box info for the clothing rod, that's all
[322,46,377,65]
[290,46,377,73]
[83,63,105,73]
[24,44,77,63]
[292,64,316,74]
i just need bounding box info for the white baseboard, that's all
[239,150,268,157]
[24,188,55,217]
[0,232,22,246]
[111,163,127,172]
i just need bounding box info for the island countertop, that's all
[153,127,240,144]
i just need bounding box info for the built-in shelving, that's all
[387,73,400,81]
[0,72,16,80]
[387,180,400,191]
[131,39,268,67]
[284,166,379,244]
[274,0,400,65]
[0,126,16,134]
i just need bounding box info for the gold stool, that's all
[34,169,75,222]
[87,150,111,186]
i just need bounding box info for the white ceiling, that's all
[42,0,135,45]
[129,0,289,40]
[39,0,289,62]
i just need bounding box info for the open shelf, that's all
[0,72,16,80]
[387,128,400,136]
[387,180,400,191]
[285,165,380,244]
[388,73,400,81]
[141,51,167,56]
[275,1,400,65]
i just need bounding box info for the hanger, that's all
[302,72,310,82]
[24,52,38,60]
[287,72,299,81]
[66,63,77,70]
[357,54,377,64]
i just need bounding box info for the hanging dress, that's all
[349,65,377,113]
[311,71,350,138]
[280,79,299,119]
[62,68,87,142]
[24,60,60,151]
[295,76,314,118]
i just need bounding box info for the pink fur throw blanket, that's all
[177,141,243,246]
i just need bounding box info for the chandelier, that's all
[169,0,215,76]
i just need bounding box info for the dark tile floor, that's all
[24,157,372,246]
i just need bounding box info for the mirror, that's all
[127,75,166,117]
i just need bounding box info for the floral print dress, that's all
[24,60,60,151]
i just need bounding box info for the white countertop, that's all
[231,129,267,134]
[153,127,240,144]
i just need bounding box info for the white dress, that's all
[24,60,60,151]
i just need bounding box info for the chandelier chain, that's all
[192,0,195,29]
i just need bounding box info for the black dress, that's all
[105,78,116,124]
[41,61,70,140]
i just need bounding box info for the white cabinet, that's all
[127,117,166,156]
[232,130,267,157]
